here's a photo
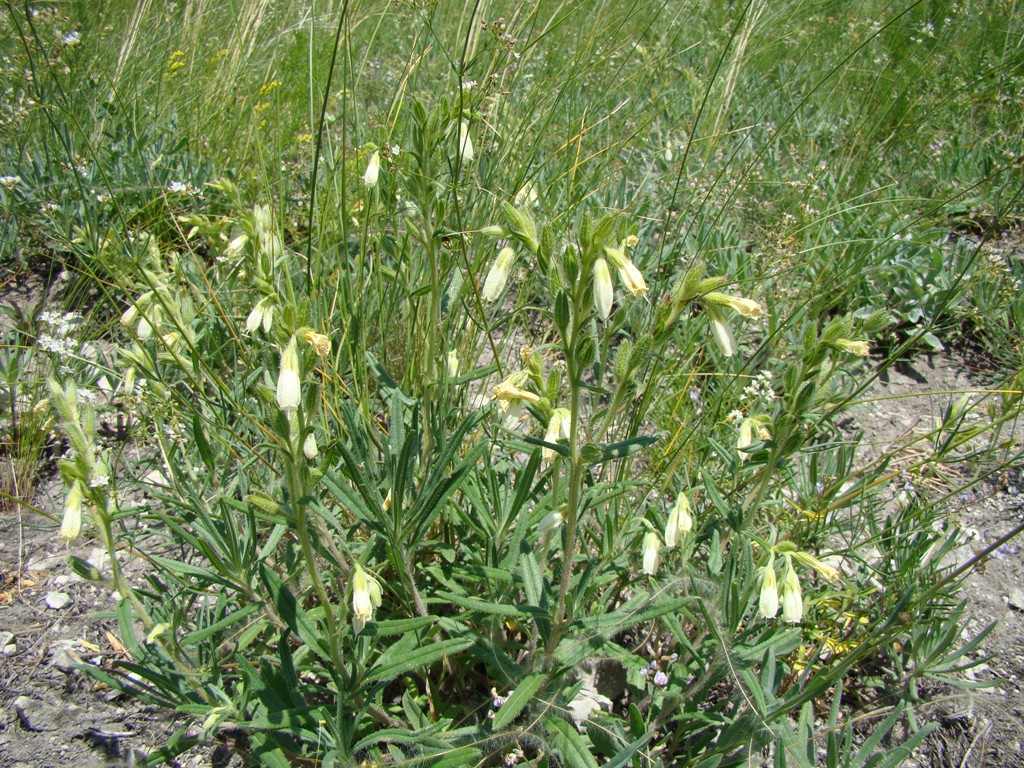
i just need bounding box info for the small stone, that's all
[0,631,13,647]
[13,696,62,731]
[1008,588,1024,611]
[2,644,16,656]
[45,591,72,610]
[49,647,79,672]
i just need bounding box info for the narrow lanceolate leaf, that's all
[491,673,547,730]
[366,637,474,684]
[546,715,599,768]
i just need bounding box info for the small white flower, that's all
[0,175,21,189]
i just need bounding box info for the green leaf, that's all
[603,733,653,768]
[67,555,107,583]
[258,563,331,663]
[491,673,547,730]
[589,434,662,464]
[367,637,474,684]
[180,602,263,647]
[433,591,534,619]
[192,413,216,474]
[361,617,437,637]
[546,715,599,768]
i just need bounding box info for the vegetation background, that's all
[1,0,1022,766]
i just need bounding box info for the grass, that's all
[2,0,1023,766]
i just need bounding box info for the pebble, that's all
[1008,588,1024,611]
[2,644,16,656]
[49,646,79,672]
[0,631,13,647]
[45,591,72,610]
[13,696,63,732]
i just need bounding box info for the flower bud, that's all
[641,531,661,575]
[363,150,380,188]
[593,257,614,321]
[446,350,459,377]
[664,493,692,548]
[302,432,318,460]
[276,336,301,412]
[482,246,516,302]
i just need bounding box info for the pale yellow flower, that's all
[706,304,736,358]
[352,564,383,635]
[664,493,692,548]
[593,257,614,320]
[276,336,301,412]
[304,330,331,357]
[781,566,803,624]
[542,408,571,462]
[641,531,661,575]
[482,246,516,302]
[363,150,381,188]
[60,481,83,541]
[759,562,779,619]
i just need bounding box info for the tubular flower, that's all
[352,564,383,635]
[664,493,693,548]
[781,566,803,624]
[459,121,474,163]
[593,257,614,320]
[515,181,539,208]
[246,296,276,334]
[536,509,563,534]
[737,417,756,462]
[617,259,648,298]
[834,338,870,357]
[304,330,331,357]
[641,531,662,575]
[60,481,84,541]
[491,376,541,413]
[363,150,381,188]
[759,560,779,619]
[703,291,764,319]
[482,246,516,302]
[707,304,737,357]
[276,336,301,412]
[542,408,571,462]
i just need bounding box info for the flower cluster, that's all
[742,370,776,403]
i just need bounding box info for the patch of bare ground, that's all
[847,352,1024,768]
